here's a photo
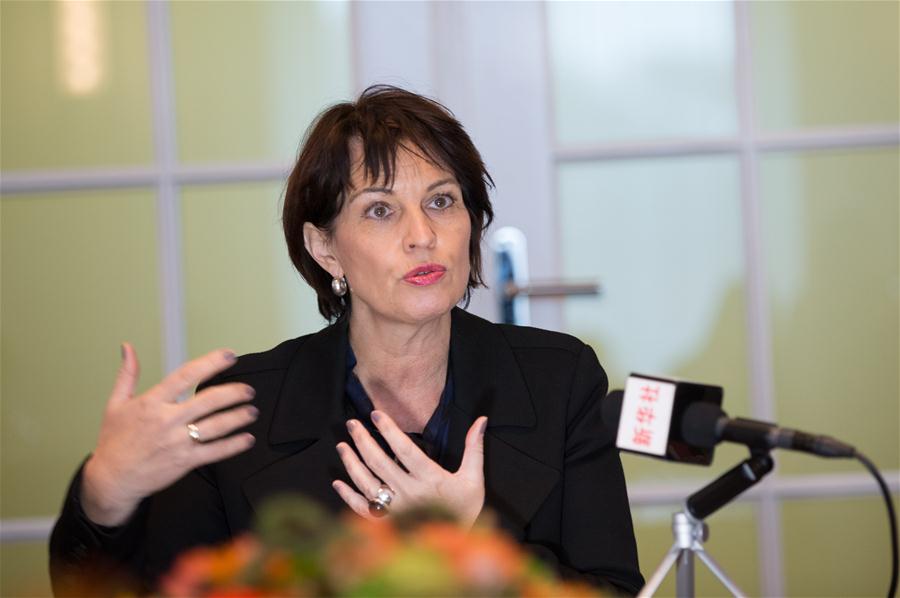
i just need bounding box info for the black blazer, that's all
[50,308,643,595]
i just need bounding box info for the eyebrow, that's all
[347,177,457,203]
[347,186,391,203]
[427,177,456,192]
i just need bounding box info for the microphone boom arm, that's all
[686,450,774,521]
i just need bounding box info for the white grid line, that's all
[4,126,895,195]
[348,0,362,96]
[628,468,900,505]
[552,126,899,163]
[539,0,565,331]
[734,1,784,594]
[147,0,185,374]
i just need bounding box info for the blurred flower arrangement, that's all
[160,495,602,597]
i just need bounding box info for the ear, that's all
[303,222,342,277]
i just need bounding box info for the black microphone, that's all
[680,401,856,458]
[602,382,720,466]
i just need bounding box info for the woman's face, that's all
[317,145,472,327]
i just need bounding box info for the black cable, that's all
[855,451,898,598]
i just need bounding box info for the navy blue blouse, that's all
[344,343,453,466]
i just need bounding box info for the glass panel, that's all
[752,1,900,130]
[1,189,163,518]
[760,148,899,475]
[181,182,325,358]
[547,2,736,145]
[0,542,51,598]
[170,1,353,164]
[0,1,154,171]
[633,502,760,596]
[558,156,751,485]
[781,494,900,597]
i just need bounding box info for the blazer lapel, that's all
[268,317,349,444]
[446,308,561,529]
[242,318,351,513]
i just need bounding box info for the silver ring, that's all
[187,423,201,443]
[368,484,393,517]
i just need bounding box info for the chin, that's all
[393,289,463,324]
[397,300,455,324]
[353,281,466,326]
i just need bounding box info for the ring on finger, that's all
[368,484,394,517]
[187,423,202,443]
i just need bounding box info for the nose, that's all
[403,209,437,250]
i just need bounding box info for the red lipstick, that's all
[403,264,447,286]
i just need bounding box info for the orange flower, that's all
[207,535,261,584]
[260,550,294,585]
[161,535,261,597]
[323,514,400,590]
[206,587,265,598]
[160,547,217,597]
[414,522,527,591]
[522,579,602,598]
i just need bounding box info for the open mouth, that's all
[403,264,447,286]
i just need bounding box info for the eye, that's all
[428,194,455,210]
[365,202,393,220]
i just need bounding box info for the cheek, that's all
[456,218,473,256]
[332,223,376,270]
[454,225,473,280]
[345,243,384,281]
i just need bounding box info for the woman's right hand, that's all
[80,343,258,527]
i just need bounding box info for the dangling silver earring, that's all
[331,275,348,297]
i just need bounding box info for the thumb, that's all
[109,342,140,403]
[458,416,488,478]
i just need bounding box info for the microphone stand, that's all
[638,451,774,598]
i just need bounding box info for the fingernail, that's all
[346,419,357,431]
[480,417,488,436]
[247,406,259,418]
[246,434,255,446]
[223,351,237,362]
[335,443,345,455]
[245,385,256,398]
[371,411,382,424]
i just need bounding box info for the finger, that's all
[109,342,140,404]
[332,480,374,520]
[336,441,385,499]
[153,349,238,403]
[178,383,256,424]
[190,432,255,467]
[458,416,488,479]
[345,419,408,487]
[188,404,259,442]
[370,411,435,477]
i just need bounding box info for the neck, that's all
[348,308,452,432]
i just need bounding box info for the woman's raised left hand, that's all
[333,411,488,529]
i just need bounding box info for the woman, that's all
[50,86,643,595]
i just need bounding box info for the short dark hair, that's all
[283,85,495,321]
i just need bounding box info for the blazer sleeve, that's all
[49,459,231,596]
[558,343,644,594]
[49,460,152,596]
